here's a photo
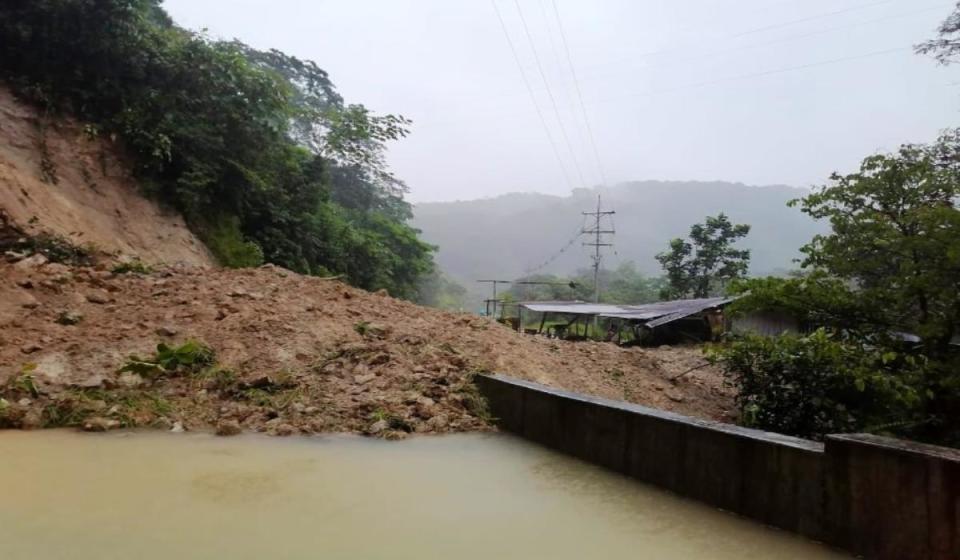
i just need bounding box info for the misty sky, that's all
[163,0,958,203]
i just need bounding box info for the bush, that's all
[111,259,153,274]
[708,329,923,440]
[120,340,215,378]
[199,214,264,268]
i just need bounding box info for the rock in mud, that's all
[215,420,243,437]
[13,254,47,270]
[117,372,144,388]
[55,310,83,325]
[170,421,186,433]
[368,419,389,434]
[17,292,39,309]
[666,389,685,403]
[82,417,121,432]
[70,374,106,389]
[21,409,43,430]
[155,325,178,337]
[426,414,450,431]
[85,290,111,304]
[273,423,295,436]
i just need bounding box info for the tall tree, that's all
[915,1,960,64]
[719,131,960,444]
[793,130,960,356]
[656,214,751,299]
[0,0,435,298]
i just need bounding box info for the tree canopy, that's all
[655,213,751,299]
[718,132,960,445]
[915,1,960,64]
[505,262,665,305]
[0,0,433,298]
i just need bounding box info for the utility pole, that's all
[477,279,511,317]
[581,194,615,303]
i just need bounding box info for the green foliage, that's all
[506,262,665,305]
[709,330,922,439]
[792,131,960,356]
[0,0,433,298]
[656,213,751,299]
[120,340,215,378]
[111,259,153,275]
[915,3,960,65]
[415,270,472,310]
[0,220,95,265]
[199,214,264,268]
[721,131,960,445]
[55,310,84,325]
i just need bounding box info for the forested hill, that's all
[0,1,432,299]
[413,181,827,285]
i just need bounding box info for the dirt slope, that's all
[0,86,214,266]
[0,258,734,437]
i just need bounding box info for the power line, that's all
[490,0,576,191]
[513,0,589,188]
[451,2,943,104]
[522,215,586,276]
[730,0,897,39]
[551,0,609,188]
[583,2,949,78]
[596,45,912,103]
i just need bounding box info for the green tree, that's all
[794,131,960,355]
[0,0,435,298]
[718,131,960,445]
[915,1,960,64]
[656,214,751,299]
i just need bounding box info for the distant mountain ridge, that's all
[412,181,827,290]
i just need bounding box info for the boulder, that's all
[82,417,121,432]
[215,419,242,437]
[85,290,111,304]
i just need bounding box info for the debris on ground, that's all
[0,259,735,436]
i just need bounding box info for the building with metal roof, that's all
[518,296,735,329]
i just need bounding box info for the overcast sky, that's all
[164,0,958,202]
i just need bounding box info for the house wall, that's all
[731,309,801,336]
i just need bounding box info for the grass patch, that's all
[111,259,153,274]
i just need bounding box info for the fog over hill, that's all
[412,181,827,289]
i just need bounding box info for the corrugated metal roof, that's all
[643,297,736,328]
[519,296,736,328]
[518,301,626,314]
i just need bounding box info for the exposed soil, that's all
[0,86,214,266]
[0,257,735,438]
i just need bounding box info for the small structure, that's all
[730,309,803,337]
[517,296,737,344]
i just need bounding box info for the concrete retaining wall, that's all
[475,374,960,560]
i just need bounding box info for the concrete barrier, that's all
[475,373,960,560]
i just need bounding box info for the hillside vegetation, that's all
[0,0,431,298]
[412,182,825,289]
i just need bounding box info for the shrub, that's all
[111,259,153,274]
[120,340,215,378]
[708,329,923,440]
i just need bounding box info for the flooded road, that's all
[0,431,848,559]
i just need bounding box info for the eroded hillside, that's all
[0,87,214,267]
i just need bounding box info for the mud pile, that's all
[0,258,734,437]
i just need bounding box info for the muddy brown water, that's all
[0,431,848,559]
